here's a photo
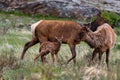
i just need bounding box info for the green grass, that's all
[0,10,73,21]
[0,11,120,80]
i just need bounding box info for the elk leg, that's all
[67,44,76,64]
[51,52,55,63]
[34,51,44,62]
[90,48,98,65]
[106,49,110,70]
[34,54,41,62]
[37,37,48,62]
[55,53,59,63]
[34,50,48,63]
[41,55,45,63]
[20,39,39,60]
[98,51,103,67]
[54,50,59,63]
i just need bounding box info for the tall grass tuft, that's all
[0,43,20,79]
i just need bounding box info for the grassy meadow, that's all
[0,11,120,80]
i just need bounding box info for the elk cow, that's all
[79,23,116,69]
[34,36,63,63]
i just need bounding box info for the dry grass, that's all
[81,66,117,80]
[0,44,20,79]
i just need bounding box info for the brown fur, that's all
[80,23,116,69]
[34,36,63,63]
[20,20,83,64]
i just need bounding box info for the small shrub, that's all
[0,44,20,79]
[102,11,120,27]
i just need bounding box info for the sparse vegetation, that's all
[0,11,120,80]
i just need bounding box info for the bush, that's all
[0,44,20,79]
[102,11,120,27]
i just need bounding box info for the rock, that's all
[0,0,120,19]
[0,0,100,19]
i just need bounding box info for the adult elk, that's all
[79,23,116,69]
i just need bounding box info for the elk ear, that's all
[85,27,91,32]
[82,27,90,32]
[61,35,64,39]
[55,36,58,40]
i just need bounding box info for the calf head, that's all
[79,27,91,41]
[55,36,63,44]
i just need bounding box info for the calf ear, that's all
[55,36,58,40]
[55,36,63,41]
[82,27,90,32]
[85,27,91,32]
[61,35,64,39]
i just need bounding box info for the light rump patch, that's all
[31,20,43,38]
[102,23,116,48]
[105,24,114,48]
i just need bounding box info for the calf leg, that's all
[98,51,103,67]
[20,38,39,60]
[34,48,42,62]
[106,49,110,70]
[67,43,76,64]
[90,48,98,65]
[34,50,49,62]
[55,53,59,63]
[51,52,55,63]
[41,55,45,63]
[54,50,59,63]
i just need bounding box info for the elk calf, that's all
[79,23,116,69]
[34,36,63,63]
